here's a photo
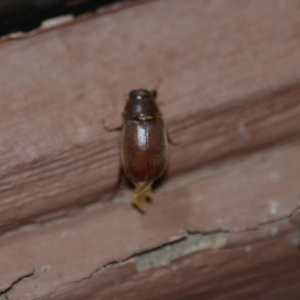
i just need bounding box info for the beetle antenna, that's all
[151,77,163,99]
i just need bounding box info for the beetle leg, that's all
[102,120,122,132]
[167,132,180,146]
[150,89,157,100]
[116,167,128,189]
[150,77,163,100]
[133,183,152,213]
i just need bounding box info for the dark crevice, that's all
[0,0,124,37]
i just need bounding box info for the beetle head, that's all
[124,89,161,119]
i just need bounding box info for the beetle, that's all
[120,89,168,212]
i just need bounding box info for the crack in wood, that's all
[135,232,228,272]
[68,205,300,284]
[0,269,35,298]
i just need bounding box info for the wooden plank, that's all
[45,224,300,300]
[2,137,300,299]
[1,0,300,231]
[1,1,300,297]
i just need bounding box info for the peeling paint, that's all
[238,121,247,135]
[290,231,300,246]
[60,229,76,239]
[63,205,300,289]
[271,227,278,236]
[135,232,227,272]
[270,171,281,182]
[244,245,252,253]
[41,265,51,273]
[268,200,278,215]
[41,15,75,29]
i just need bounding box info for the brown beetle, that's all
[121,89,168,212]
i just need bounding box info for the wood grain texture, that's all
[1,0,300,298]
[0,0,300,231]
[3,140,300,299]
[45,223,300,300]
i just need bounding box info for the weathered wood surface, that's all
[0,0,300,231]
[1,0,300,299]
[3,141,300,299]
